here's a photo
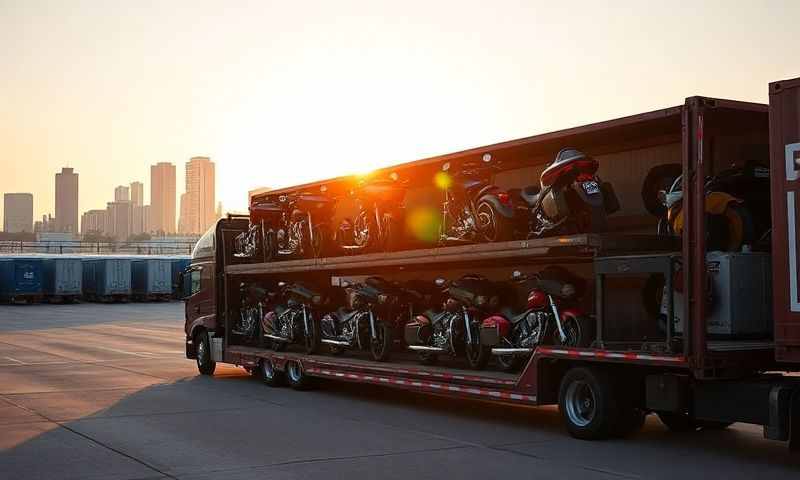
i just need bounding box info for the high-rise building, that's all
[150,162,176,234]
[179,156,215,234]
[55,167,79,234]
[142,205,151,233]
[130,181,144,207]
[3,193,34,233]
[114,185,130,202]
[81,209,107,235]
[106,201,132,240]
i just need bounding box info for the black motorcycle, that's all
[404,275,494,370]
[336,172,408,253]
[439,154,515,244]
[320,277,407,361]
[232,283,268,343]
[261,281,324,354]
[247,186,335,261]
[480,267,588,372]
[510,148,619,238]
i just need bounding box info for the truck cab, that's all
[183,222,217,361]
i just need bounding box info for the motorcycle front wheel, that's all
[303,313,321,355]
[558,314,586,347]
[496,353,525,372]
[369,321,392,362]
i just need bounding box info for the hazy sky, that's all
[1,0,798,222]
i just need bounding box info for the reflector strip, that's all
[536,346,684,364]
[304,367,537,404]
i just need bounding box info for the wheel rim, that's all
[261,360,274,380]
[371,323,386,357]
[477,203,498,241]
[287,362,302,383]
[565,380,596,427]
[197,338,206,367]
[561,317,581,347]
[354,212,371,247]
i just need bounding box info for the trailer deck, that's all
[225,234,680,275]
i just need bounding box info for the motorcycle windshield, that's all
[287,282,321,302]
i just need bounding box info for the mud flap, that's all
[765,385,800,444]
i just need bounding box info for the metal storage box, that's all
[672,252,772,337]
[42,257,82,300]
[0,257,43,303]
[82,257,132,301]
[132,258,172,300]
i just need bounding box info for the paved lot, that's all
[0,303,798,479]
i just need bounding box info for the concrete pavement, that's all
[0,303,798,479]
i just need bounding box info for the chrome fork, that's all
[549,295,567,343]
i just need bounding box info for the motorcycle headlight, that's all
[378,293,390,304]
[312,295,322,305]
[475,295,488,307]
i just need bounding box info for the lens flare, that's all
[434,171,451,190]
[406,207,441,243]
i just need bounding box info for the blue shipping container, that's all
[0,257,44,302]
[82,258,132,300]
[42,257,83,298]
[170,257,190,297]
[132,258,172,298]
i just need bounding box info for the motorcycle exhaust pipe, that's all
[491,348,533,355]
[407,345,445,352]
[321,339,351,346]
[264,334,290,342]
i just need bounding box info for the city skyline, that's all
[2,2,797,227]
[1,159,219,237]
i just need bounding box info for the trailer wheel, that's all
[195,331,216,376]
[559,367,618,440]
[286,360,314,390]
[259,358,285,387]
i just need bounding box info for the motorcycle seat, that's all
[519,185,541,206]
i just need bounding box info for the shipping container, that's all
[41,256,83,302]
[0,257,44,303]
[170,256,191,298]
[82,257,132,302]
[131,258,173,300]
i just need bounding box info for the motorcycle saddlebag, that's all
[601,182,620,215]
[479,316,508,346]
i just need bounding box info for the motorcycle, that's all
[232,283,268,342]
[261,281,324,354]
[404,275,496,369]
[336,172,408,253]
[642,162,764,252]
[320,277,408,361]
[438,153,516,244]
[510,148,619,238]
[246,185,335,261]
[480,266,588,372]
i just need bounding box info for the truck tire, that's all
[558,367,619,440]
[195,331,216,376]
[286,360,314,390]
[259,358,285,387]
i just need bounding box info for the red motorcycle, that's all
[480,266,589,372]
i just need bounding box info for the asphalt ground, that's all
[0,303,798,479]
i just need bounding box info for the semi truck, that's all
[183,76,800,447]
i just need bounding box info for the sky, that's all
[1,0,798,223]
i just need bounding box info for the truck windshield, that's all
[192,225,215,259]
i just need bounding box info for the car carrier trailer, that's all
[184,76,800,447]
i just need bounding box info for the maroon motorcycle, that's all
[480,266,589,372]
